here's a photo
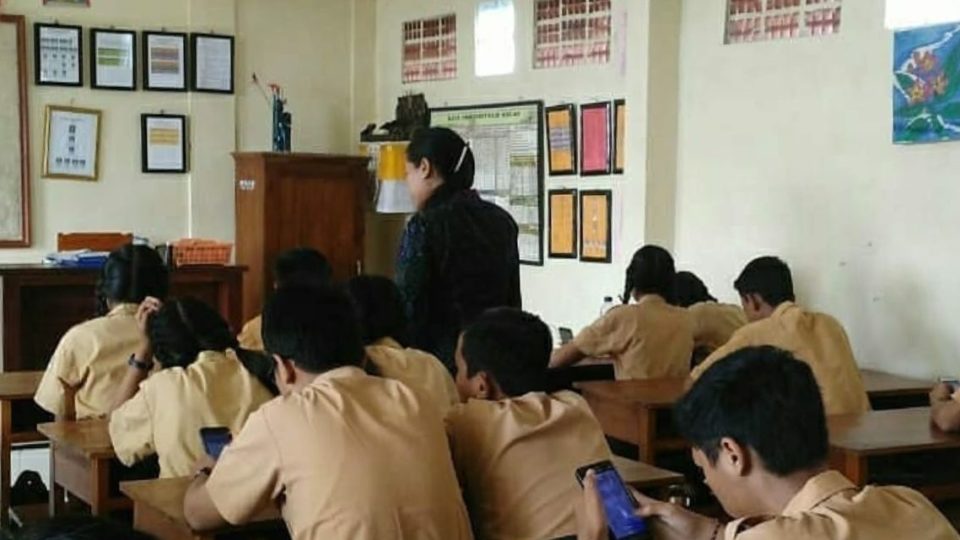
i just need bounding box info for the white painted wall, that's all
[675,0,960,378]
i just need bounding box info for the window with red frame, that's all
[402,14,457,83]
[726,0,843,44]
[534,0,611,69]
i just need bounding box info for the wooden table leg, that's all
[637,407,657,464]
[89,458,109,516]
[843,452,869,486]
[48,444,64,517]
[0,399,11,528]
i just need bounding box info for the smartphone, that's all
[576,461,650,540]
[199,427,232,460]
[940,377,960,393]
[559,327,575,345]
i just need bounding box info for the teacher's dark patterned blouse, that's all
[397,189,522,371]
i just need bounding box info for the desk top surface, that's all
[37,419,114,459]
[576,378,687,408]
[121,476,281,529]
[860,369,932,396]
[828,407,960,455]
[0,371,43,400]
[612,456,684,489]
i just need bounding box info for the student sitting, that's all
[237,247,331,351]
[449,308,610,540]
[675,270,747,365]
[109,298,276,478]
[690,257,869,416]
[929,382,960,431]
[551,245,694,379]
[35,245,169,420]
[182,286,472,540]
[347,275,459,413]
[577,347,959,540]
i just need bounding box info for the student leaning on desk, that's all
[577,346,959,540]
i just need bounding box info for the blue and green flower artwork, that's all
[894,22,960,144]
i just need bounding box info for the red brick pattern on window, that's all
[402,14,457,83]
[534,0,611,69]
[726,0,842,44]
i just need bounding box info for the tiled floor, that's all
[9,447,50,490]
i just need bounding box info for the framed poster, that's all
[42,105,101,181]
[546,104,577,176]
[549,189,577,259]
[1,15,31,247]
[42,0,90,5]
[34,22,82,86]
[190,33,234,93]
[143,31,187,91]
[580,190,612,263]
[613,99,626,173]
[580,101,611,176]
[431,101,545,265]
[90,28,136,90]
[141,114,188,173]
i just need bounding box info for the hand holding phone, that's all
[199,427,232,460]
[576,461,650,540]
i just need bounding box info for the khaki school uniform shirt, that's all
[109,350,272,478]
[205,366,472,540]
[446,391,610,540]
[366,338,459,414]
[573,295,695,380]
[688,302,747,353]
[724,470,959,540]
[237,315,264,351]
[35,304,141,419]
[691,302,870,416]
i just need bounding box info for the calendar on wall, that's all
[402,14,457,83]
[726,0,843,44]
[534,0,611,69]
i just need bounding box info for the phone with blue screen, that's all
[199,427,232,460]
[576,461,650,540]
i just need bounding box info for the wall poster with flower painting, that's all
[894,22,960,144]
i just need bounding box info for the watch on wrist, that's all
[127,354,152,371]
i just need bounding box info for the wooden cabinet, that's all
[233,153,369,321]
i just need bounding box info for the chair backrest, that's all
[57,232,133,252]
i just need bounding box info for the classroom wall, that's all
[675,1,960,378]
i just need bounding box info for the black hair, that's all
[461,308,551,397]
[622,245,676,305]
[674,346,828,476]
[406,127,475,201]
[273,248,332,290]
[16,516,155,540]
[262,286,365,374]
[733,256,795,307]
[346,275,407,346]
[147,298,278,395]
[675,271,718,308]
[96,244,169,316]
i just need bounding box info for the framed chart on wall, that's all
[0,15,31,247]
[34,22,83,86]
[549,189,577,258]
[141,114,188,173]
[143,31,187,91]
[190,33,234,93]
[580,190,612,263]
[546,104,577,176]
[580,101,612,176]
[42,105,102,181]
[431,101,545,265]
[90,28,136,90]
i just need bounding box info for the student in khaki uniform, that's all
[237,248,331,351]
[450,308,610,540]
[182,287,472,540]
[347,275,459,413]
[577,347,958,540]
[109,298,276,478]
[690,257,869,416]
[675,271,747,366]
[34,245,169,420]
[551,245,695,379]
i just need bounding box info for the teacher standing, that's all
[397,127,521,372]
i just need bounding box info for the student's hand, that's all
[931,383,954,404]
[576,471,608,540]
[633,490,721,540]
[136,297,163,337]
[192,453,217,477]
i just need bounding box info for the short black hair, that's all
[262,286,364,374]
[460,308,551,397]
[346,275,407,346]
[622,245,676,304]
[675,271,717,308]
[674,346,828,476]
[733,256,795,307]
[273,248,332,289]
[96,244,169,314]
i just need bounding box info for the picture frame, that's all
[546,104,578,176]
[141,113,188,173]
[90,28,137,90]
[143,31,187,91]
[34,22,83,87]
[42,0,91,6]
[613,99,626,174]
[579,190,612,263]
[1,15,32,247]
[580,101,612,176]
[42,105,102,181]
[549,189,578,259]
[190,33,234,94]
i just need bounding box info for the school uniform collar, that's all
[195,350,228,365]
[781,470,855,516]
[312,365,366,384]
[108,303,139,317]
[772,301,798,318]
[371,337,403,350]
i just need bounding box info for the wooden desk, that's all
[0,371,45,527]
[861,369,932,410]
[121,477,283,540]
[577,378,688,463]
[37,419,130,516]
[612,456,684,491]
[828,407,960,500]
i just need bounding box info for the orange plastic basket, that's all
[172,239,233,267]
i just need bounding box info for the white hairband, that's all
[454,143,470,173]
